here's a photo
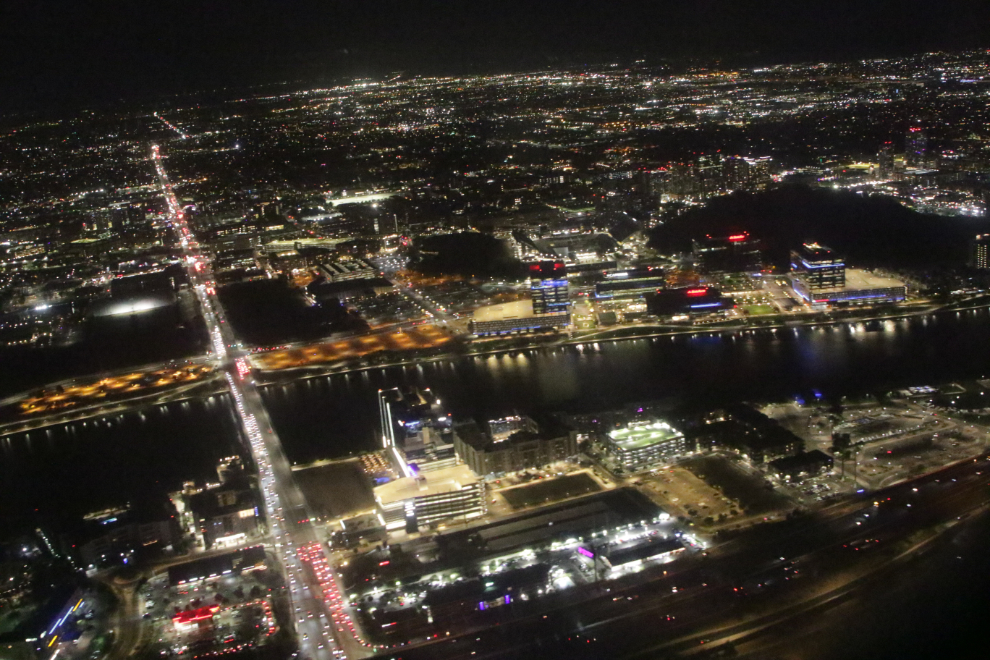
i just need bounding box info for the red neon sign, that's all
[728,234,746,242]
[173,605,220,624]
[686,288,708,297]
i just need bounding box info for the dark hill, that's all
[648,185,990,270]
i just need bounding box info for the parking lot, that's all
[138,559,284,658]
[499,472,603,509]
[639,462,742,527]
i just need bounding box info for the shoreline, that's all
[251,297,989,387]
[4,296,989,437]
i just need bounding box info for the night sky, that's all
[2,0,989,113]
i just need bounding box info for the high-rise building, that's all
[905,127,928,168]
[878,142,895,177]
[972,234,990,270]
[790,242,845,291]
[723,156,773,191]
[529,261,569,317]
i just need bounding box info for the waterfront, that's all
[6,306,990,528]
[262,307,990,464]
[2,307,990,658]
[0,395,242,534]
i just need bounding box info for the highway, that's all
[151,144,374,660]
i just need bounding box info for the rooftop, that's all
[472,299,534,322]
[374,463,479,505]
[840,268,906,290]
[608,421,683,450]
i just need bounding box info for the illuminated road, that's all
[152,144,375,660]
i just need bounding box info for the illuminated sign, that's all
[728,234,746,242]
[172,605,220,625]
[685,288,708,297]
[577,546,595,558]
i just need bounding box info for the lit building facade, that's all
[972,234,990,270]
[646,286,731,317]
[790,242,845,291]
[905,127,928,168]
[373,464,486,533]
[529,261,570,316]
[604,421,690,471]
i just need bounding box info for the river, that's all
[261,307,990,464]
[4,307,990,528]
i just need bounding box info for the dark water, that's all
[2,307,990,660]
[0,395,242,535]
[6,307,990,527]
[262,307,990,464]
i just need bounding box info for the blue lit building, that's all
[529,261,570,316]
[789,243,845,291]
[789,243,906,306]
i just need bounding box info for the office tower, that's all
[972,234,990,270]
[878,142,895,177]
[790,242,845,290]
[529,260,569,316]
[905,127,928,168]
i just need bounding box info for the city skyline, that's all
[3,0,990,113]
[3,10,990,660]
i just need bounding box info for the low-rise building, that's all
[769,449,834,481]
[373,464,486,533]
[604,420,691,471]
[453,417,578,477]
[187,479,260,549]
[722,404,804,463]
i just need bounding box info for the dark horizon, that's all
[3,0,990,114]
